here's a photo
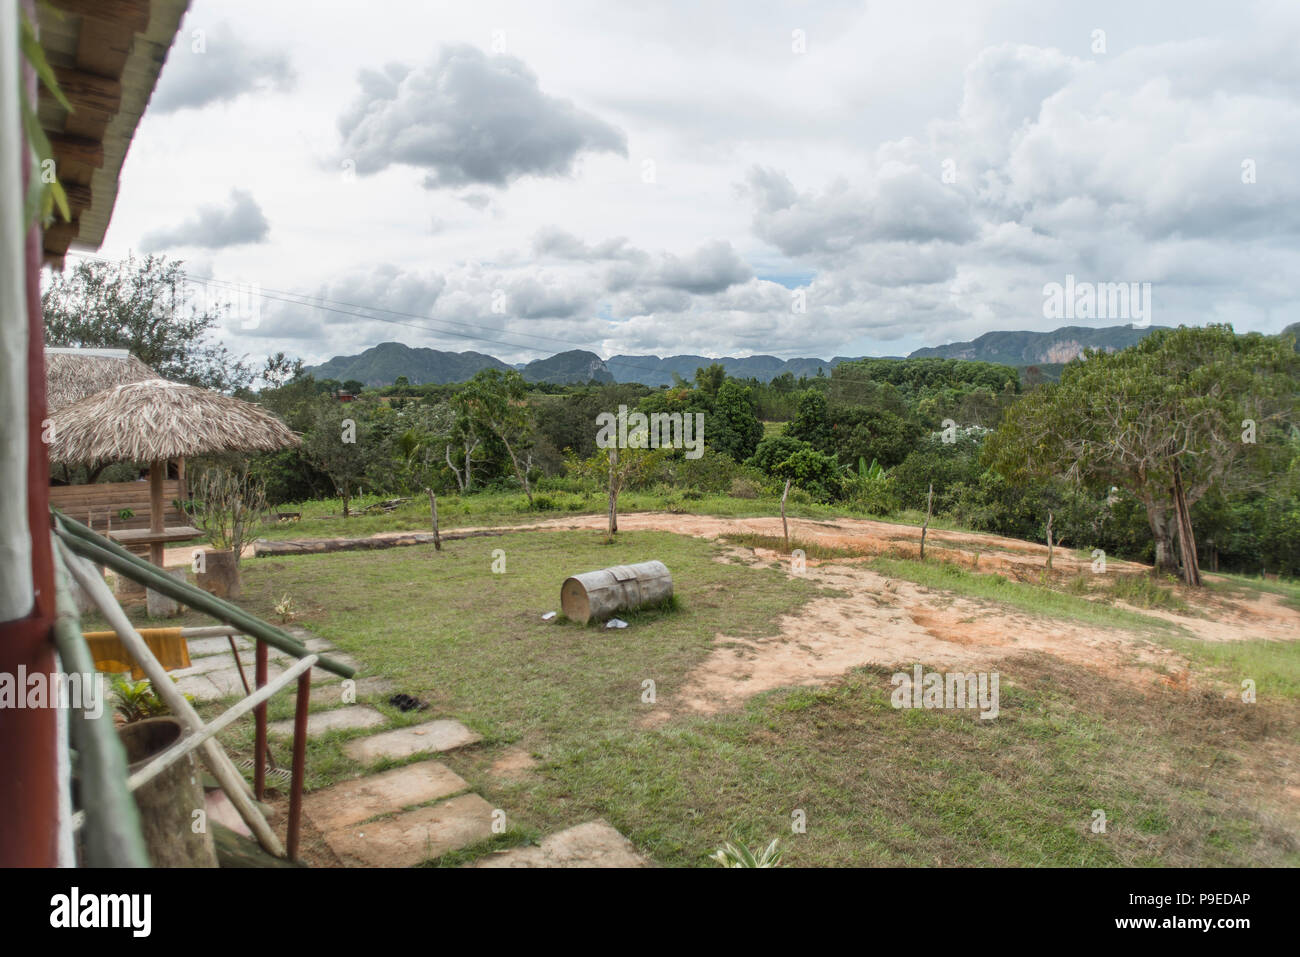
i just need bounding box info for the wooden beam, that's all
[48,132,103,169]
[75,19,135,81]
[42,66,121,121]
[62,180,92,213]
[47,0,151,35]
[42,218,80,257]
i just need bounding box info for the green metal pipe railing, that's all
[49,536,150,867]
[51,510,355,679]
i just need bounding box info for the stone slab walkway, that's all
[173,623,647,867]
[303,760,469,832]
[322,793,497,867]
[343,720,482,763]
[269,705,385,738]
[472,820,649,868]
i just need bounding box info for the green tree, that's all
[747,435,812,476]
[42,254,253,391]
[693,362,726,400]
[459,368,537,505]
[711,379,764,462]
[302,398,376,517]
[772,447,842,502]
[985,325,1299,583]
[784,390,833,452]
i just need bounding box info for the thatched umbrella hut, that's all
[44,348,157,414]
[47,379,300,566]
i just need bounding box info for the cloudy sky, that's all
[88,0,1300,367]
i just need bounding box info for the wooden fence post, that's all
[781,478,791,550]
[920,482,933,560]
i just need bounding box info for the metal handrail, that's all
[52,509,354,678]
[49,537,150,867]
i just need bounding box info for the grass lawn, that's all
[92,522,1297,867]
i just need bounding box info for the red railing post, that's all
[253,639,268,800]
[286,671,311,860]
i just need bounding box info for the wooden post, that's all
[1046,510,1054,572]
[607,447,618,539]
[427,487,441,551]
[148,458,165,566]
[253,639,268,800]
[920,482,933,560]
[287,672,311,861]
[781,478,791,550]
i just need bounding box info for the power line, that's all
[61,251,767,382]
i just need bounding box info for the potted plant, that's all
[191,467,268,599]
[106,677,216,866]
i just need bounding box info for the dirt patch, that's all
[666,559,1178,717]
[487,747,540,781]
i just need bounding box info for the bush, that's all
[729,477,761,499]
[773,447,843,502]
[747,435,811,476]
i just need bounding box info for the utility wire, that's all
[61,250,854,385]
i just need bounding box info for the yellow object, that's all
[83,628,192,679]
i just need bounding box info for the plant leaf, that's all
[20,11,74,113]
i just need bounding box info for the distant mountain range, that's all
[305,323,1292,387]
[909,324,1173,365]
[308,342,512,385]
[305,341,854,386]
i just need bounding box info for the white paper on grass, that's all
[606,618,629,629]
[542,611,556,621]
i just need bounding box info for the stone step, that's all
[303,676,394,707]
[323,793,496,867]
[472,820,648,868]
[343,720,481,763]
[303,761,469,832]
[310,653,360,683]
[184,635,252,657]
[171,647,290,678]
[269,705,386,738]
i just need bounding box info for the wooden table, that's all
[108,526,203,566]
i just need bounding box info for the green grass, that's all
[867,556,1184,634]
[1160,635,1300,702]
[94,520,1297,867]
[208,529,824,794]
[521,657,1295,866]
[1204,571,1300,613]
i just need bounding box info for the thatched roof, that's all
[47,378,301,465]
[44,348,157,413]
